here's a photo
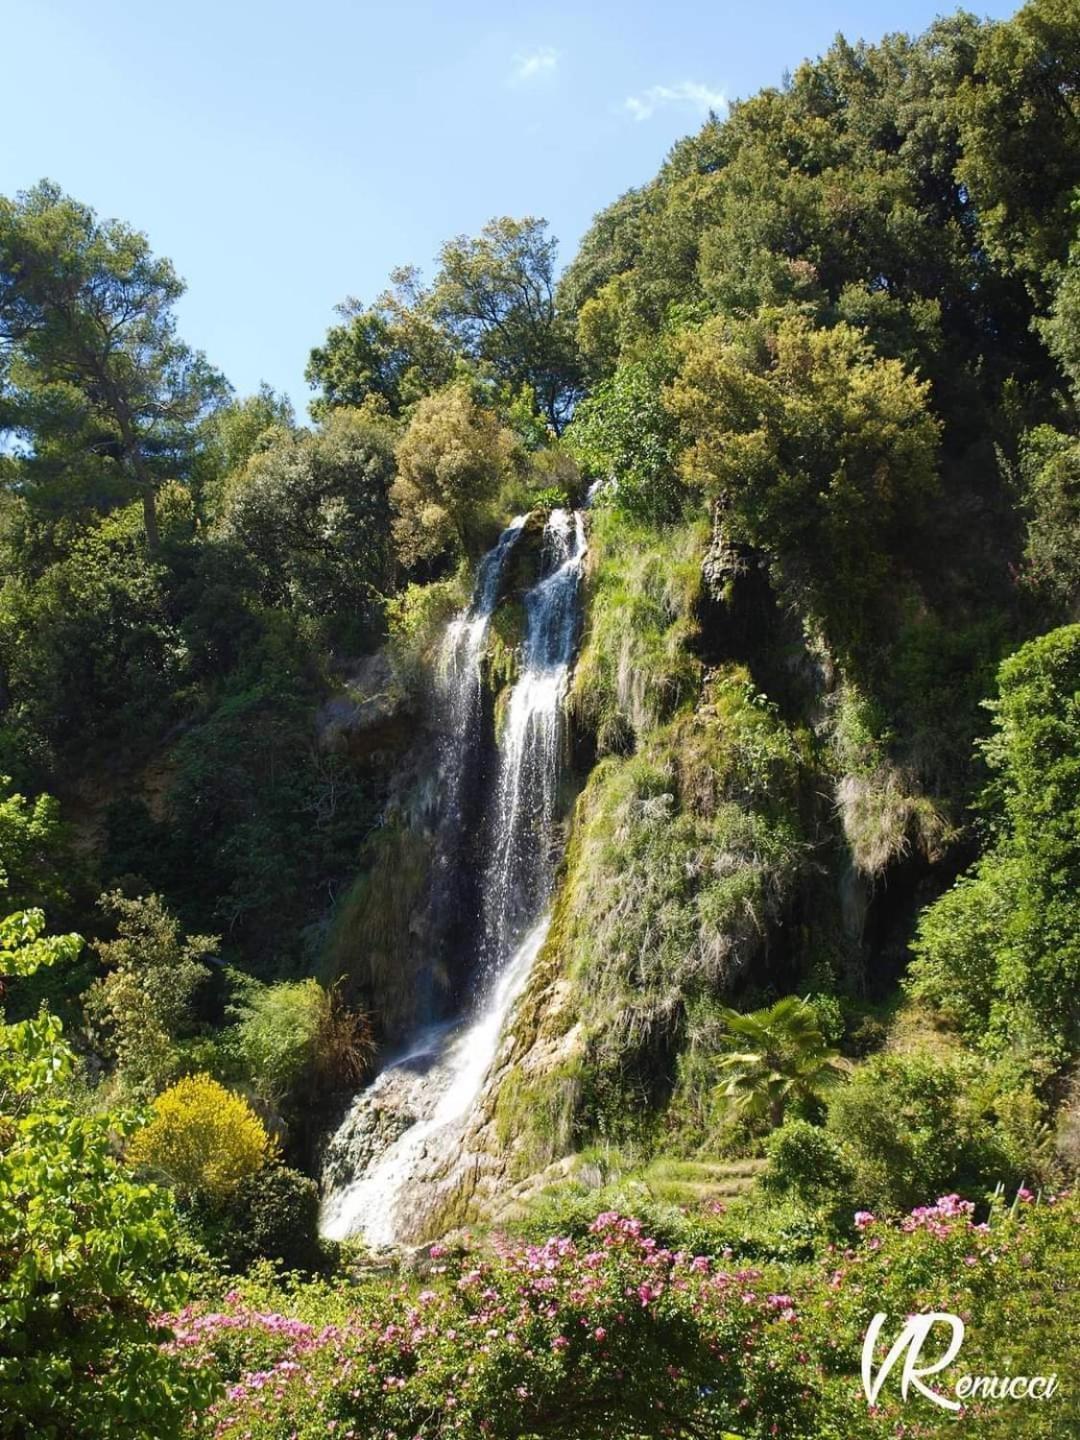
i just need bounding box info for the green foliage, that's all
[216,406,396,645]
[715,996,850,1129]
[319,818,433,1038]
[521,665,807,1152]
[1020,424,1080,615]
[306,266,456,418]
[0,775,69,912]
[668,314,941,672]
[128,1072,272,1202]
[762,1117,854,1209]
[83,891,216,1097]
[171,1195,1079,1440]
[0,179,228,550]
[565,353,681,521]
[955,0,1080,292]
[907,855,1017,1038]
[570,508,705,752]
[430,216,581,431]
[0,909,206,1438]
[226,1165,323,1272]
[909,624,1080,1065]
[826,1048,1047,1213]
[230,975,372,1113]
[195,383,295,518]
[391,383,520,566]
[0,494,188,763]
[161,659,380,975]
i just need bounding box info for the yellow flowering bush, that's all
[128,1074,271,1201]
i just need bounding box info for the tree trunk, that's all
[141,484,160,554]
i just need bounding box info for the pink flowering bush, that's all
[803,1189,1079,1438]
[172,1214,853,1438]
[166,1194,1077,1439]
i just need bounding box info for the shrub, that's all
[667,313,941,673]
[1,910,208,1438]
[128,1073,271,1202]
[908,624,1080,1066]
[762,1118,854,1208]
[826,1049,1045,1212]
[83,891,217,1097]
[566,354,682,522]
[167,1194,1080,1439]
[169,1212,850,1438]
[230,976,373,1113]
[227,1165,323,1272]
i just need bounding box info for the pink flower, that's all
[551,1335,569,1351]
[854,1211,876,1230]
[594,1327,607,1342]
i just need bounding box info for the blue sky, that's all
[2,1,1019,415]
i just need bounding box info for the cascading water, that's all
[424,515,526,1008]
[320,509,587,1246]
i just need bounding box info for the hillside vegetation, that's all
[1,3,1079,1436]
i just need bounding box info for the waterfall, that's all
[424,514,526,1005]
[320,508,587,1246]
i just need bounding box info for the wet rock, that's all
[316,649,415,756]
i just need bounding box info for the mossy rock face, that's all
[500,509,549,599]
[316,649,417,759]
[569,510,708,754]
[320,813,437,1042]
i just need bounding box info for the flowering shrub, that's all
[803,1189,1080,1438]
[173,1214,853,1438]
[128,1073,272,1201]
[166,1194,1077,1439]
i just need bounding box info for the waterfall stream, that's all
[320,508,587,1246]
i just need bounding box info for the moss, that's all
[319,821,433,1039]
[385,567,471,691]
[483,597,526,717]
[502,660,811,1161]
[570,509,708,752]
[830,682,951,878]
[492,1060,584,1181]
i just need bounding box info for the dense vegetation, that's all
[2,2,1079,1434]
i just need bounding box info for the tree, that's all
[127,1072,272,1202]
[83,891,217,1097]
[391,382,519,566]
[0,181,228,550]
[216,405,396,638]
[1,909,207,1437]
[566,352,681,521]
[0,776,69,913]
[194,382,295,517]
[667,314,940,670]
[715,995,849,1128]
[909,624,1080,1066]
[306,266,455,419]
[0,487,198,768]
[430,218,581,431]
[956,0,1080,296]
[1019,425,1080,616]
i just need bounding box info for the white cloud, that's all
[623,80,727,122]
[510,46,559,84]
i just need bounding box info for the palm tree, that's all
[715,996,850,1128]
